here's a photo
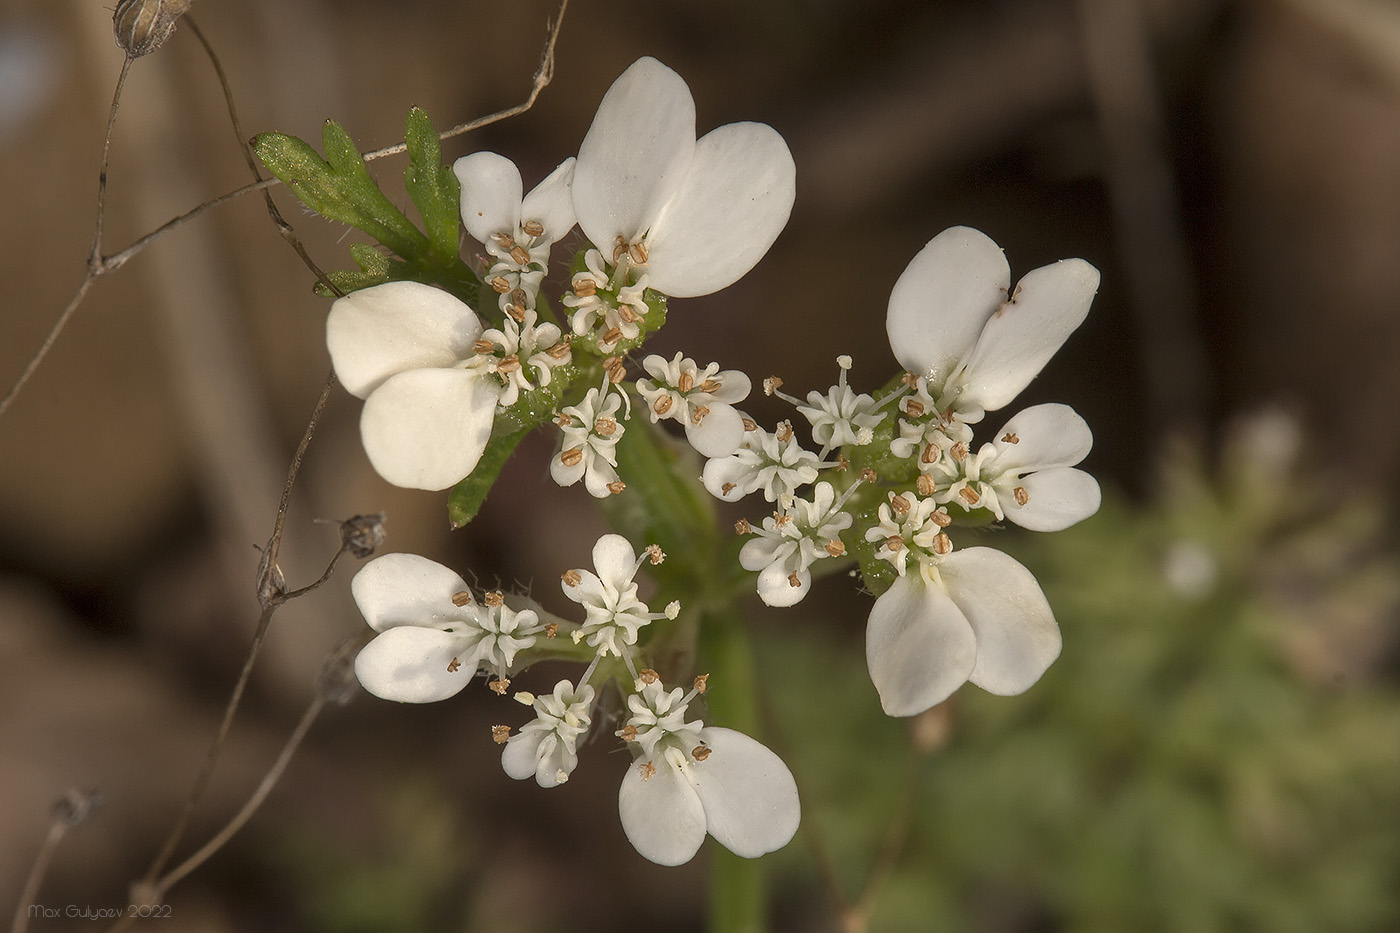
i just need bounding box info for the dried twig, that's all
[10,791,102,933]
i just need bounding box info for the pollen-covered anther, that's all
[694,673,709,694]
[742,418,759,432]
[860,467,879,483]
[447,657,462,673]
[618,304,640,324]
[901,371,919,386]
[490,275,512,293]
[885,534,905,552]
[677,371,694,393]
[573,278,597,298]
[546,338,572,360]
[645,544,666,565]
[555,412,573,427]
[606,480,626,495]
[836,454,850,471]
[521,219,545,238]
[692,744,713,762]
[932,532,952,555]
[638,669,660,684]
[700,379,722,394]
[639,761,657,781]
[628,241,649,265]
[691,405,711,424]
[958,485,981,506]
[485,591,505,608]
[489,678,511,695]
[776,421,794,443]
[509,245,531,266]
[496,355,521,373]
[653,395,674,416]
[595,417,618,437]
[510,287,528,306]
[773,512,791,527]
[932,508,952,527]
[825,539,846,557]
[451,590,474,607]
[562,569,582,587]
[494,232,516,249]
[763,376,783,396]
[721,482,736,495]
[545,622,558,638]
[619,723,639,743]
[601,327,623,346]
[561,446,584,467]
[951,442,969,462]
[890,493,911,515]
[917,474,936,497]
[787,572,802,588]
[1013,486,1030,506]
[604,356,626,383]
[505,303,526,322]
[612,235,629,263]
[491,724,511,744]
[904,399,926,418]
[921,443,939,464]
[735,518,752,535]
[474,339,496,354]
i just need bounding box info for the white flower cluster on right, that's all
[704,226,1102,717]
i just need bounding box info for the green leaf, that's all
[254,122,428,260]
[446,428,530,529]
[403,107,462,265]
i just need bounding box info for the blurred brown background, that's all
[3,0,1399,930]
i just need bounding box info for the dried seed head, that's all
[491,724,511,744]
[521,220,545,238]
[338,511,387,559]
[114,0,191,58]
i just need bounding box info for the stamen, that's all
[921,443,939,464]
[573,278,597,298]
[644,544,666,565]
[560,446,584,467]
[653,395,674,416]
[505,303,526,322]
[861,467,878,483]
[496,354,521,373]
[678,371,694,393]
[885,534,905,551]
[628,241,649,265]
[619,724,639,743]
[691,405,710,424]
[931,508,952,527]
[734,518,752,534]
[951,442,969,461]
[447,657,462,673]
[692,745,712,762]
[546,339,572,360]
[932,533,952,555]
[451,591,474,607]
[900,372,919,386]
[890,493,911,515]
[555,412,573,427]
[700,379,721,393]
[775,421,794,443]
[509,245,531,266]
[825,539,846,557]
[638,669,660,685]
[491,724,511,744]
[494,232,515,249]
[721,482,736,495]
[763,376,783,396]
[836,454,850,471]
[510,287,528,307]
[484,591,505,607]
[1013,486,1030,506]
[490,275,511,293]
[693,673,709,694]
[1001,432,1020,444]
[917,473,936,497]
[603,356,626,383]
[903,399,926,418]
[958,485,980,506]
[638,761,657,781]
[545,622,559,638]
[612,235,629,263]
[474,339,496,354]
[606,480,627,495]
[618,304,640,323]
[601,326,623,345]
[489,678,510,695]
[742,417,759,432]
[594,417,618,437]
[521,220,545,238]
[787,572,802,588]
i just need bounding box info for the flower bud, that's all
[113,0,191,59]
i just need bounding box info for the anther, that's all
[612,236,629,263]
[489,678,510,695]
[494,232,516,249]
[491,724,511,744]
[510,287,528,306]
[645,544,666,565]
[694,673,709,694]
[601,326,623,345]
[773,512,792,527]
[605,357,627,383]
[618,304,640,323]
[721,482,736,496]
[555,412,573,427]
[742,418,759,432]
[653,395,673,416]
[562,569,582,588]
[451,590,474,607]
[1013,486,1030,506]
[787,572,802,588]
[474,339,496,354]
[447,657,462,673]
[595,417,618,437]
[545,622,558,638]
[825,539,846,557]
[904,399,926,418]
[917,474,936,497]
[901,372,919,386]
[619,724,638,743]
[638,761,657,781]
[763,376,783,396]
[692,745,712,762]
[951,442,969,461]
[628,241,649,265]
[496,355,521,373]
[560,446,584,467]
[484,591,505,607]
[522,220,545,238]
[1002,432,1020,444]
[546,338,572,360]
[505,303,526,322]
[490,275,512,293]
[700,379,722,393]
[734,518,752,534]
[606,480,626,495]
[776,421,794,443]
[932,533,952,555]
[958,485,981,506]
[678,371,695,393]
[921,443,939,464]
[890,493,910,515]
[638,669,660,685]
[509,245,531,266]
[861,467,879,483]
[932,508,952,527]
[573,278,597,298]
[691,405,710,424]
[885,534,905,551]
[836,454,851,472]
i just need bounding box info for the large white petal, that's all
[865,574,977,717]
[756,560,809,608]
[520,157,577,244]
[691,727,800,859]
[885,227,1009,383]
[359,368,502,491]
[500,731,546,781]
[618,756,707,866]
[644,122,796,297]
[351,552,472,633]
[1002,468,1101,532]
[574,57,696,247]
[984,403,1093,474]
[354,626,472,703]
[958,258,1099,412]
[701,454,756,502]
[591,533,637,587]
[326,282,483,399]
[453,151,523,245]
[939,548,1061,695]
[685,403,746,458]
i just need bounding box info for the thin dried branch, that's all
[10,791,103,933]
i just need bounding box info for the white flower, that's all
[325,281,504,490]
[562,246,652,344]
[551,386,626,498]
[463,307,571,408]
[572,56,796,299]
[453,152,575,314]
[886,226,1099,425]
[350,553,545,703]
[702,420,820,506]
[617,680,800,866]
[635,352,752,457]
[561,534,675,657]
[794,356,885,455]
[739,482,853,607]
[501,679,595,788]
[936,403,1101,531]
[862,494,1061,716]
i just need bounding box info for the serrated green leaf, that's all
[446,428,529,529]
[403,107,463,265]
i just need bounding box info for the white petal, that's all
[692,727,800,859]
[756,560,808,608]
[500,731,546,781]
[985,403,1093,474]
[644,122,796,297]
[354,626,472,703]
[738,537,784,572]
[574,57,696,246]
[618,756,707,866]
[885,227,1009,383]
[359,368,502,490]
[865,574,977,717]
[685,403,746,458]
[1002,468,1101,532]
[550,453,585,488]
[702,455,755,502]
[708,371,752,405]
[959,258,1100,412]
[350,552,471,632]
[520,157,577,244]
[326,282,483,399]
[592,533,637,585]
[453,151,523,245]
[939,548,1061,695]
